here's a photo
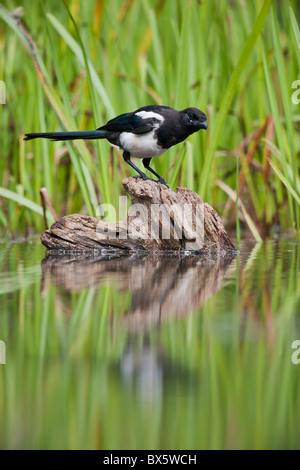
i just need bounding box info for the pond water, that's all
[0,238,299,450]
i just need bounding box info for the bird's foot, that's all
[157,177,169,188]
[133,174,154,182]
[132,174,169,187]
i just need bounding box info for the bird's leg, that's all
[123,151,153,181]
[142,158,169,188]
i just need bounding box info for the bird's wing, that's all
[98,112,157,135]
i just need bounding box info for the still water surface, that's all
[0,239,299,449]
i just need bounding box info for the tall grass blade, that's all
[199,0,273,196]
[46,12,115,117]
[269,161,300,207]
[289,6,300,50]
[0,187,55,223]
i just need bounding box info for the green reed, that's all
[0,0,299,236]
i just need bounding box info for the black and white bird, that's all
[24,105,207,187]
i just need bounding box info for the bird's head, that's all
[180,107,208,131]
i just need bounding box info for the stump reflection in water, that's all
[41,252,235,332]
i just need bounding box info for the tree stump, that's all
[41,178,236,254]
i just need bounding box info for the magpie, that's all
[24,105,207,187]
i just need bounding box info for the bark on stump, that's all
[41,178,236,254]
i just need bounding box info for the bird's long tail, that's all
[24,130,107,141]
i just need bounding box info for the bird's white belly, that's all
[119,131,167,159]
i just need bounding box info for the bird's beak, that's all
[201,121,208,130]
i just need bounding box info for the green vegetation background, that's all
[0,0,299,238]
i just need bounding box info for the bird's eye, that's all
[184,111,199,124]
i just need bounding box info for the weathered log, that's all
[41,177,236,253]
